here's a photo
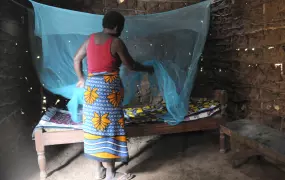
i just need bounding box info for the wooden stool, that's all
[220,119,285,168]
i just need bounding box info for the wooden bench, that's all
[219,119,285,168]
[34,90,227,180]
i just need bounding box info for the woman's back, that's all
[86,33,121,73]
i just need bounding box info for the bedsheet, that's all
[33,98,220,134]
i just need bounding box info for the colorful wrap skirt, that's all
[83,71,129,162]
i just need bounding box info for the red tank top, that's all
[87,34,120,73]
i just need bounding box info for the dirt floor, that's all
[21,131,285,180]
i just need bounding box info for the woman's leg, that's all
[103,162,134,180]
[103,162,115,179]
[95,160,106,179]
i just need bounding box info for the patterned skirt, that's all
[83,71,129,162]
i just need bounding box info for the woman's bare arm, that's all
[74,39,89,80]
[113,38,153,72]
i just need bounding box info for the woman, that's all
[74,11,153,180]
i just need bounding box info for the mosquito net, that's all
[28,0,210,125]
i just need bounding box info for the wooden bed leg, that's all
[35,129,47,180]
[219,129,226,153]
[38,152,47,180]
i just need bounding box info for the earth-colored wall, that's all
[202,0,285,131]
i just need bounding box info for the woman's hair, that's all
[102,11,125,31]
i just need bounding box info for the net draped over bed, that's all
[28,0,210,125]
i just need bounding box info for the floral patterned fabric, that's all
[124,98,220,124]
[83,71,128,162]
[33,98,220,133]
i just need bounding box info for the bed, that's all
[33,89,227,180]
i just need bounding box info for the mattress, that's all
[34,98,220,134]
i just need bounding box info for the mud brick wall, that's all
[202,0,285,131]
[33,0,285,131]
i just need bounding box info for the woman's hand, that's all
[76,78,85,88]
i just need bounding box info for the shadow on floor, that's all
[42,131,285,180]
[47,149,83,177]
[238,158,285,180]
[127,131,217,174]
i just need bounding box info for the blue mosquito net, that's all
[28,0,210,125]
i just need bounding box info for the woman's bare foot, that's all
[95,167,106,180]
[106,172,135,180]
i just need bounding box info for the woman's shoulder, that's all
[112,37,123,43]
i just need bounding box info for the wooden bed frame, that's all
[34,89,227,180]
